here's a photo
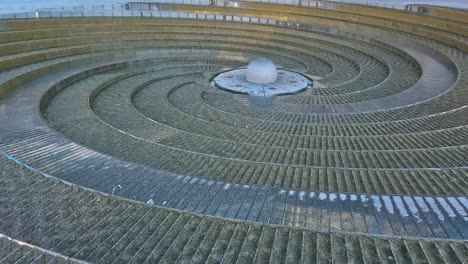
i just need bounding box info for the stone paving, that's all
[1,156,467,263]
[0,2,467,263]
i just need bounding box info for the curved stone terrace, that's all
[0,2,467,263]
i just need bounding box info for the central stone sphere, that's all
[245,58,278,84]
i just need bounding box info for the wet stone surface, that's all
[0,10,467,262]
[213,68,311,96]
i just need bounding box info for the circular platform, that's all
[213,68,311,96]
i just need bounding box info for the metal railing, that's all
[126,0,402,9]
[0,0,465,19]
[0,7,290,24]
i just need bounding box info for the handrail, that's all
[0,8,287,24]
[1,0,467,19]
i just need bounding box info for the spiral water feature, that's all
[0,2,467,263]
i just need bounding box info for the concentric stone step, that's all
[0,234,85,264]
[0,2,467,261]
[1,156,467,263]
